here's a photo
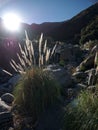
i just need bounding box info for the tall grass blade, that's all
[43,40,47,54]
[39,33,43,67]
[2,69,12,76]
[51,44,57,56]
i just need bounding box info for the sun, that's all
[3,13,21,31]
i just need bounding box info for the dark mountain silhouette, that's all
[31,22,63,34]
[31,3,98,43]
[0,3,98,42]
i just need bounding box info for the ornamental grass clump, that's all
[10,31,57,73]
[11,31,60,126]
[63,88,98,130]
[14,67,60,124]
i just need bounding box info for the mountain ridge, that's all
[30,3,98,43]
[0,3,98,43]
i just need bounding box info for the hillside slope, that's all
[31,3,98,43]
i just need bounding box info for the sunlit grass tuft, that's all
[63,87,98,130]
[10,31,57,73]
[11,31,60,128]
[13,67,61,124]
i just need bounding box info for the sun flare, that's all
[3,13,21,31]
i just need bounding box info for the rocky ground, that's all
[0,43,98,130]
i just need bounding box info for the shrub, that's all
[59,60,65,67]
[63,89,98,130]
[13,67,61,124]
[10,31,60,129]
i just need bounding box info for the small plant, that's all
[59,60,65,67]
[13,67,60,124]
[63,89,98,130]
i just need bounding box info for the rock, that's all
[76,54,95,71]
[0,74,20,96]
[59,44,82,65]
[75,83,87,89]
[67,88,74,99]
[72,71,87,83]
[35,103,65,130]
[0,112,13,129]
[87,85,96,92]
[0,67,11,84]
[45,65,73,87]
[8,74,20,88]
[1,93,14,104]
[0,99,13,129]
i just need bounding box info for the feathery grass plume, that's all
[94,52,98,66]
[10,62,18,72]
[17,63,24,72]
[10,31,57,74]
[94,51,98,74]
[24,45,28,57]
[17,53,26,68]
[10,59,20,70]
[2,69,12,76]
[30,41,36,65]
[41,54,44,66]
[18,43,25,56]
[43,40,47,54]
[39,33,43,67]
[45,48,51,63]
[28,43,33,64]
[51,43,57,57]
[25,30,30,51]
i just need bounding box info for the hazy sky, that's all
[0,0,97,24]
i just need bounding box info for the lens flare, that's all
[3,13,21,31]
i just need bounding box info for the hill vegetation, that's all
[31,3,98,44]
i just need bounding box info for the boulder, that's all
[76,54,95,71]
[60,44,82,65]
[1,93,14,104]
[0,74,20,96]
[0,83,11,96]
[8,74,20,87]
[0,67,11,84]
[0,112,13,129]
[44,65,73,88]
[75,83,87,90]
[72,71,87,83]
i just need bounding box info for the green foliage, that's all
[80,16,98,44]
[59,60,65,67]
[83,40,98,50]
[13,68,61,124]
[63,89,98,130]
[79,63,86,71]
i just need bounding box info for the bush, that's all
[13,67,61,124]
[59,60,65,67]
[63,89,98,130]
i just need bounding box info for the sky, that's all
[0,0,97,24]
